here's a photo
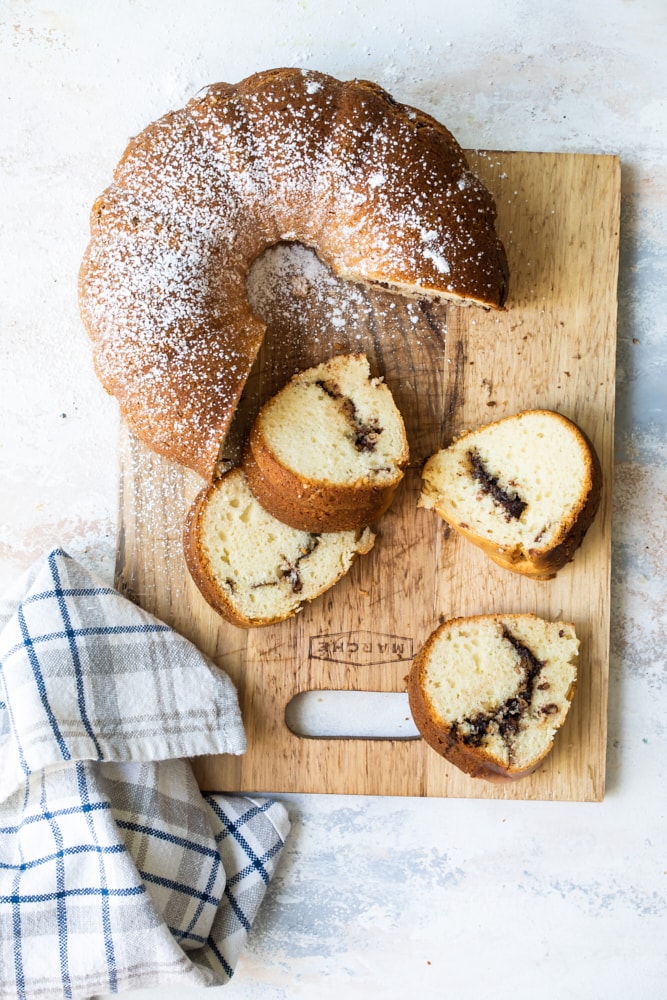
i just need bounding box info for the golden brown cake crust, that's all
[243,433,402,532]
[79,68,509,480]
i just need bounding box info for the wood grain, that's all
[116,150,620,801]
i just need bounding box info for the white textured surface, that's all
[1,1,665,997]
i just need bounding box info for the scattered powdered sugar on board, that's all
[247,242,376,347]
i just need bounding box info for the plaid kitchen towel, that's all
[0,548,290,998]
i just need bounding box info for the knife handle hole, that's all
[285,690,420,740]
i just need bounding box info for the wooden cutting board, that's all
[115,149,620,801]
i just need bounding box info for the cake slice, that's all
[419,409,602,579]
[184,467,374,627]
[407,613,579,782]
[243,353,409,532]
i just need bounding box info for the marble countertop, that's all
[1,1,665,997]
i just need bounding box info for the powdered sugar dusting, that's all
[79,68,507,477]
[424,248,451,274]
[301,69,323,95]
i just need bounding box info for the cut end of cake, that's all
[408,613,579,782]
[243,353,409,532]
[419,409,602,579]
[184,467,375,627]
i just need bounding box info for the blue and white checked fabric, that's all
[0,549,290,998]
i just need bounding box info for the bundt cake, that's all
[79,68,509,480]
[184,467,375,627]
[407,613,579,782]
[419,409,602,579]
[243,353,409,532]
